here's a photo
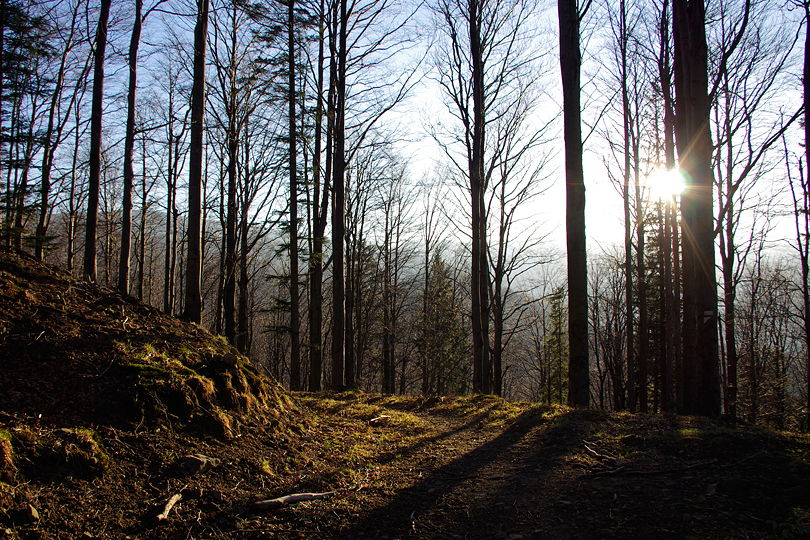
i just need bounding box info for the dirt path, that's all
[339,407,596,539]
[290,401,809,540]
[4,393,808,539]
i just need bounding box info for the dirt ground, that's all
[4,393,809,539]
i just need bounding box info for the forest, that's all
[2,0,810,426]
[2,0,810,537]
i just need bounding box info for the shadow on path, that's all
[340,409,605,539]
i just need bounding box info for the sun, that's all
[647,167,686,199]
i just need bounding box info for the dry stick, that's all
[250,491,336,512]
[582,441,621,465]
[588,459,719,478]
[368,415,391,425]
[156,493,182,521]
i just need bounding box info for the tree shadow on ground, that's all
[456,413,810,539]
[340,409,605,539]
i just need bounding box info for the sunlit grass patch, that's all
[298,395,428,431]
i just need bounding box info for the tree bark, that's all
[288,0,301,390]
[803,0,810,430]
[307,0,329,391]
[620,0,635,412]
[558,0,589,408]
[330,0,347,390]
[182,0,210,323]
[83,0,112,282]
[672,0,720,417]
[118,0,143,294]
[223,4,238,345]
[469,0,490,394]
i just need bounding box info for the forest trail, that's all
[246,395,810,539]
[2,391,810,538]
[340,403,590,539]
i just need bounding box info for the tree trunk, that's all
[307,0,328,392]
[182,0,210,323]
[237,210,249,353]
[288,0,301,389]
[672,0,720,417]
[223,80,237,344]
[469,0,490,394]
[137,131,148,300]
[658,0,677,414]
[118,0,143,294]
[83,0,112,282]
[558,0,589,407]
[802,0,810,431]
[620,0,636,412]
[330,0,347,390]
[344,225,356,389]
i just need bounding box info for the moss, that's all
[57,428,112,477]
[0,434,15,481]
[128,362,169,379]
[11,426,36,444]
[0,480,13,511]
[238,393,257,411]
[259,458,273,475]
[212,408,234,439]
[188,375,216,406]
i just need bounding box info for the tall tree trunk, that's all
[288,0,301,390]
[558,0,589,407]
[658,0,677,413]
[344,226,356,389]
[469,0,490,394]
[620,0,636,412]
[36,27,73,260]
[382,264,393,393]
[118,0,143,294]
[721,117,739,421]
[66,103,81,273]
[672,0,720,417]
[382,208,394,393]
[164,117,176,314]
[182,0,210,323]
[83,0,112,282]
[801,0,810,430]
[634,116,648,413]
[223,43,237,345]
[330,0,347,390]
[307,0,328,391]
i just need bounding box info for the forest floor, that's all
[1,248,809,538]
[2,392,810,539]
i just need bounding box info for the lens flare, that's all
[648,167,685,199]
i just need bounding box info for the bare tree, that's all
[558,0,589,407]
[182,0,211,323]
[83,0,112,282]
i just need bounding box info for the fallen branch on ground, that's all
[156,493,182,521]
[369,415,391,425]
[582,441,621,466]
[587,459,719,478]
[250,491,336,512]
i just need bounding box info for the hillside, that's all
[0,249,809,538]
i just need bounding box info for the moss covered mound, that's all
[0,248,296,436]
